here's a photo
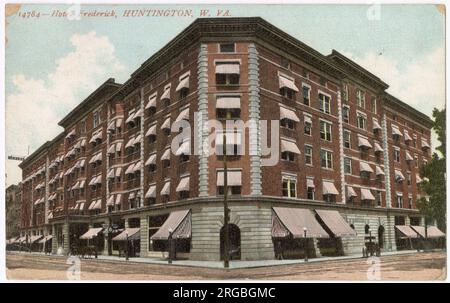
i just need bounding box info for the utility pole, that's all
[223,134,230,268]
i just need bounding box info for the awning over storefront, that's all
[357,136,372,149]
[322,181,339,195]
[281,139,301,154]
[151,210,192,240]
[217,170,242,186]
[315,209,357,237]
[272,207,329,238]
[361,188,375,201]
[280,107,300,122]
[395,225,418,238]
[38,235,53,244]
[79,228,103,240]
[216,97,240,109]
[215,63,240,74]
[112,228,141,241]
[278,75,299,92]
[29,235,43,244]
[411,226,445,238]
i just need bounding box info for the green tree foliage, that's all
[416,108,446,232]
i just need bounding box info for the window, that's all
[304,145,312,165]
[343,130,351,148]
[357,114,367,130]
[356,89,365,108]
[93,110,101,128]
[281,57,290,69]
[281,118,295,130]
[302,85,310,106]
[320,149,333,169]
[215,63,240,85]
[342,106,349,123]
[342,83,348,102]
[217,108,240,120]
[217,185,241,196]
[376,191,382,207]
[344,157,352,174]
[414,156,419,168]
[180,154,190,163]
[372,97,377,114]
[180,87,189,99]
[281,151,295,162]
[280,87,295,100]
[307,181,315,200]
[408,197,413,209]
[319,93,331,114]
[304,119,312,136]
[80,120,86,134]
[179,191,190,200]
[320,120,332,141]
[394,149,400,162]
[219,43,235,53]
[407,173,412,186]
[282,177,297,198]
[396,195,403,208]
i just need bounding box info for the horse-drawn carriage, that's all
[362,235,381,257]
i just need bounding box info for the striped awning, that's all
[176,76,190,92]
[215,63,240,74]
[278,75,299,92]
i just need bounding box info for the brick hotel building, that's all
[15,18,443,260]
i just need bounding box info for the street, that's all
[5,251,446,281]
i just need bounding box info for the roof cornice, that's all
[383,93,433,128]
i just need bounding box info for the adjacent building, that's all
[16,17,439,260]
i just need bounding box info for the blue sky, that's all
[5,4,445,185]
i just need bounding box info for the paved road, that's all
[6,251,446,280]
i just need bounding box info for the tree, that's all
[417,108,446,234]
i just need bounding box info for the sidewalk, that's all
[7,249,426,269]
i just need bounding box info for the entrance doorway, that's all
[378,225,385,248]
[220,224,241,260]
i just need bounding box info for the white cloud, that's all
[6,31,125,186]
[342,47,445,153]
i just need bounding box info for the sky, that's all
[4,3,445,186]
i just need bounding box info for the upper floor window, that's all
[318,93,331,114]
[342,83,349,102]
[282,176,297,198]
[320,120,332,141]
[342,106,350,123]
[80,120,86,135]
[304,145,313,166]
[343,130,351,148]
[304,116,312,136]
[394,148,400,162]
[372,97,377,114]
[344,157,352,174]
[219,43,235,53]
[396,194,403,208]
[302,85,310,106]
[356,89,365,108]
[281,57,290,69]
[320,149,333,169]
[93,110,101,128]
[357,114,367,130]
[215,62,240,85]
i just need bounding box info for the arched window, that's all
[365,224,370,234]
